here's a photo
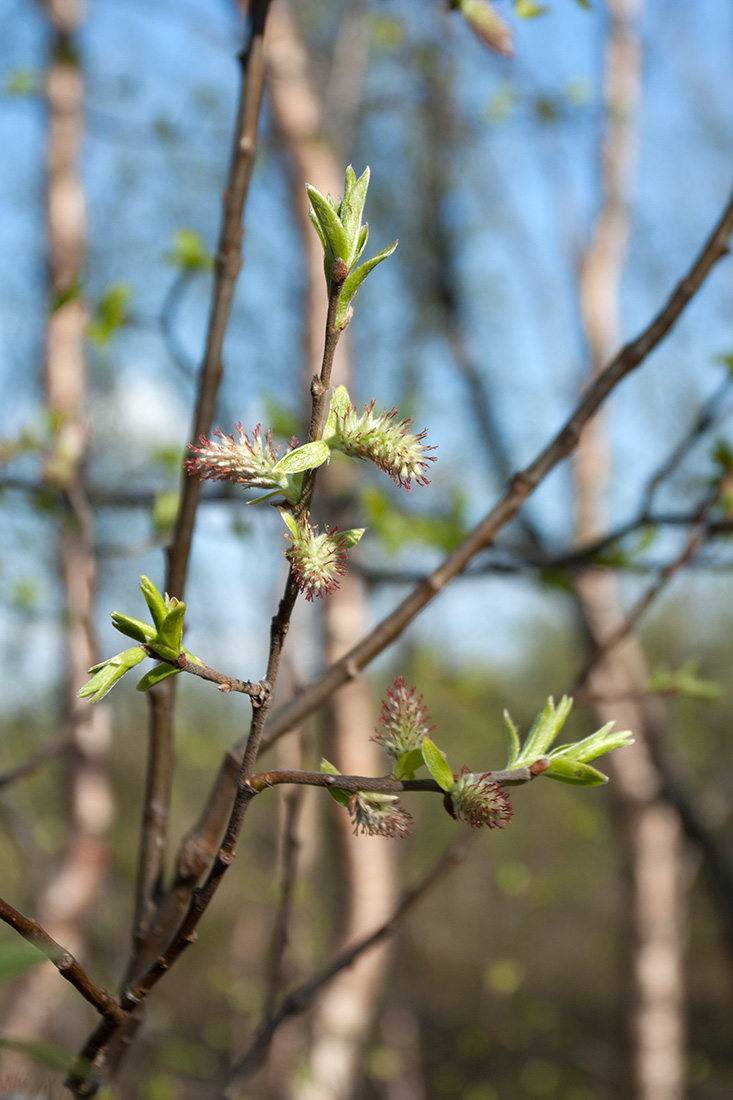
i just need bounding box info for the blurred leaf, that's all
[514,0,549,16]
[166,228,213,272]
[361,486,466,555]
[0,939,45,982]
[4,69,42,96]
[87,283,132,347]
[453,0,514,56]
[262,397,304,441]
[153,490,180,533]
[649,660,721,702]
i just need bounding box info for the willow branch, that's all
[248,763,540,795]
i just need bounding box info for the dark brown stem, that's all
[248,764,538,795]
[140,647,271,701]
[0,898,124,1026]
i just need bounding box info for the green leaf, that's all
[279,509,299,538]
[518,696,573,762]
[393,748,425,781]
[549,724,634,763]
[153,599,185,658]
[339,527,365,548]
[306,185,350,263]
[354,223,369,264]
[341,166,371,266]
[110,613,154,644]
[86,283,131,347]
[0,939,45,982]
[320,758,351,806]
[139,576,168,631]
[78,647,146,703]
[273,440,331,475]
[574,0,593,8]
[422,737,455,792]
[542,757,609,786]
[136,663,181,693]
[503,709,521,768]
[336,240,398,328]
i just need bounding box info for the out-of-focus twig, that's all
[220,830,477,1096]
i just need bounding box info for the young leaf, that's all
[273,440,331,475]
[306,185,349,263]
[542,757,609,786]
[341,165,370,266]
[78,647,146,703]
[393,747,425,781]
[337,240,398,328]
[139,575,168,632]
[136,663,181,693]
[278,508,299,539]
[518,696,573,762]
[320,758,351,806]
[110,613,154,644]
[422,737,455,792]
[503,708,521,768]
[153,599,185,659]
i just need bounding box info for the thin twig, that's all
[248,764,539,795]
[0,733,72,791]
[221,830,477,1095]
[0,898,124,1025]
[572,486,721,692]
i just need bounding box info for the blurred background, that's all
[1,0,733,1098]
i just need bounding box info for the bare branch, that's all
[0,899,124,1026]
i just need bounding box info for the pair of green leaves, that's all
[307,165,397,328]
[78,576,202,703]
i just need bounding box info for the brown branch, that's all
[257,183,733,750]
[0,899,124,1026]
[221,830,477,1094]
[248,764,539,795]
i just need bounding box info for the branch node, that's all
[344,660,359,682]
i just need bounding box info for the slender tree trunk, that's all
[0,0,113,1069]
[573,3,686,1098]
[265,7,397,1097]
